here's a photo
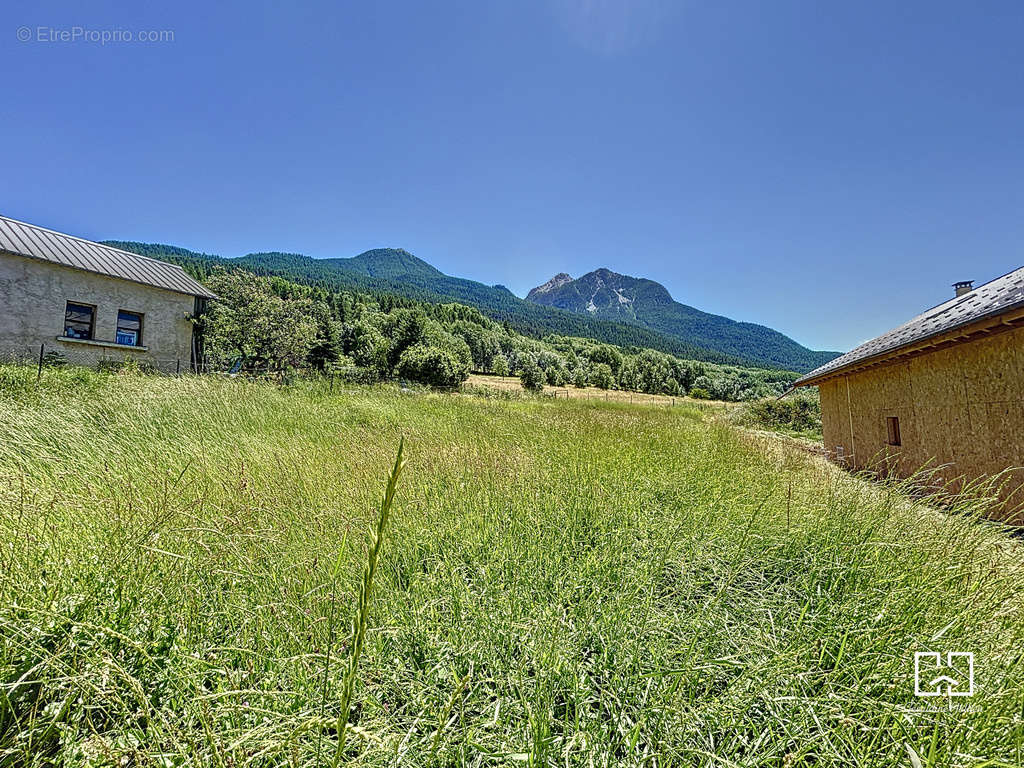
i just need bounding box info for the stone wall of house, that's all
[818,324,1024,521]
[0,251,196,371]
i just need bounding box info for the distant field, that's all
[1,366,1022,766]
[465,373,738,410]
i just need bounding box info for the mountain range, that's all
[105,241,838,371]
[526,268,836,372]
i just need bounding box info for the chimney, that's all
[953,280,973,297]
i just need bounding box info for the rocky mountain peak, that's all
[526,272,573,300]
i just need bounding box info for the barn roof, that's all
[796,265,1024,386]
[0,214,216,299]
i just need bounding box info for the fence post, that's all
[36,342,44,383]
[176,359,181,376]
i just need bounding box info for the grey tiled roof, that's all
[797,265,1024,385]
[0,214,216,298]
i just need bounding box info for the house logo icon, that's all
[914,651,974,697]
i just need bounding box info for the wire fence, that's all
[549,388,683,407]
[1,342,225,377]
[0,343,360,385]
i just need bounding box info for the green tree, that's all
[492,353,510,377]
[671,360,697,393]
[634,349,672,394]
[346,320,391,378]
[450,321,501,371]
[204,271,319,371]
[382,308,430,369]
[589,344,623,375]
[519,357,545,392]
[396,343,470,389]
[590,363,615,390]
[617,361,638,392]
[536,350,564,374]
[308,316,344,372]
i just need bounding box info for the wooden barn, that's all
[795,268,1024,521]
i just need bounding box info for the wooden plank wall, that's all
[818,325,1024,520]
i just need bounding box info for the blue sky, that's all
[4,0,1024,352]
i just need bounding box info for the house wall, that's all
[0,251,196,371]
[818,325,1024,521]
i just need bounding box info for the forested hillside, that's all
[105,242,835,371]
[103,242,801,400]
[527,268,838,371]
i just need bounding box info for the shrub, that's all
[688,387,712,400]
[732,393,822,436]
[396,343,470,389]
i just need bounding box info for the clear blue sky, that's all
[5,0,1024,352]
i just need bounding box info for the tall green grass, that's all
[730,392,823,441]
[1,365,1022,766]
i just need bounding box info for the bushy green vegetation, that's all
[2,367,1022,765]
[731,391,824,439]
[196,270,800,400]
[518,356,545,392]
[105,241,836,371]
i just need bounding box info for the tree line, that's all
[105,241,799,368]
[198,270,800,401]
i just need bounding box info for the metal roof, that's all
[796,265,1024,385]
[0,214,216,298]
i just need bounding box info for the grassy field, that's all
[463,374,737,410]
[1,366,1023,767]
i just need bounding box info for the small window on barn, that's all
[64,302,94,340]
[116,310,143,346]
[886,416,901,447]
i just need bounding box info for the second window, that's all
[116,310,143,346]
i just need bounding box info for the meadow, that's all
[1,366,1022,767]
[462,374,737,409]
